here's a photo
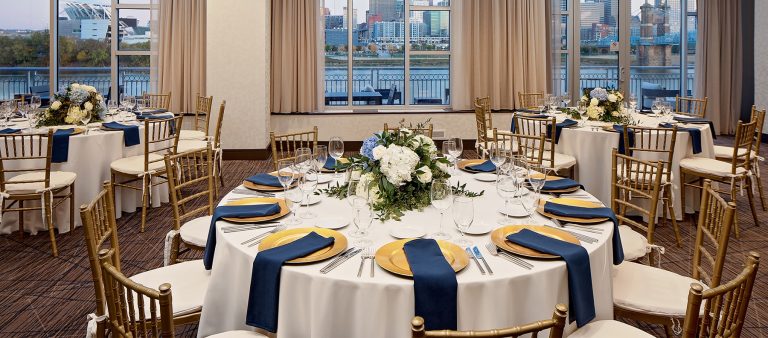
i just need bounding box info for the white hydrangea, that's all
[586,106,600,119]
[590,98,599,106]
[409,134,438,157]
[50,101,61,110]
[65,106,85,124]
[356,172,382,203]
[84,102,93,111]
[85,85,97,93]
[379,144,419,186]
[607,94,618,103]
[71,83,81,89]
[372,145,387,160]
[416,165,432,184]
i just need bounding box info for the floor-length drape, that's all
[451,0,548,111]
[695,0,744,135]
[156,0,206,113]
[270,0,320,113]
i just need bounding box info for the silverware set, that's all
[466,246,494,275]
[222,222,281,233]
[484,241,534,270]
[242,225,286,247]
[548,219,599,244]
[357,247,375,278]
[230,188,276,198]
[321,247,362,274]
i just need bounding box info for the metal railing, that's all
[561,65,696,100]
[324,67,450,105]
[0,67,151,100]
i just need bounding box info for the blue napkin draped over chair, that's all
[612,125,635,155]
[202,203,282,270]
[659,122,702,154]
[246,232,335,332]
[539,178,584,191]
[323,157,337,170]
[51,128,75,163]
[102,122,140,147]
[0,128,20,134]
[466,160,496,172]
[403,239,458,331]
[245,173,284,187]
[543,201,624,265]
[673,116,716,139]
[506,229,595,327]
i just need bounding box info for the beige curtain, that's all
[695,0,743,135]
[452,0,548,111]
[156,0,206,113]
[271,0,320,113]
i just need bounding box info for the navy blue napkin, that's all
[466,160,496,172]
[403,239,458,330]
[639,109,654,114]
[202,203,282,270]
[544,202,624,265]
[540,178,584,191]
[552,119,578,144]
[246,232,335,332]
[511,114,548,132]
[0,128,20,134]
[613,125,635,155]
[102,122,140,147]
[323,157,337,170]
[506,229,595,327]
[246,173,284,187]
[51,128,75,163]
[134,109,168,115]
[673,116,716,139]
[659,122,702,154]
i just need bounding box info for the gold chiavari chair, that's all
[180,94,213,141]
[610,148,666,263]
[411,304,567,338]
[680,120,759,238]
[0,130,76,257]
[163,145,215,264]
[613,180,737,337]
[177,101,227,193]
[675,96,708,118]
[474,97,493,158]
[270,126,318,171]
[142,92,172,111]
[518,92,544,109]
[621,124,682,247]
[513,114,577,178]
[383,123,434,138]
[110,116,182,232]
[495,129,545,165]
[714,106,767,210]
[681,252,760,338]
[81,182,210,337]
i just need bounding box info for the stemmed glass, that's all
[496,175,518,225]
[628,95,638,113]
[29,96,41,113]
[488,142,506,179]
[315,145,328,172]
[536,98,546,113]
[298,168,318,219]
[106,100,119,122]
[1,102,13,127]
[578,102,588,127]
[452,196,474,247]
[651,99,662,116]
[28,110,40,132]
[430,178,453,240]
[80,109,93,134]
[562,93,571,108]
[284,189,304,226]
[17,103,30,131]
[328,136,344,179]
[448,137,463,174]
[277,159,300,225]
[347,179,373,244]
[524,164,550,218]
[442,140,456,174]
[294,148,313,173]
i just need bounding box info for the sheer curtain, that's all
[451,0,549,111]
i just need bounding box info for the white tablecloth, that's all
[198,177,617,338]
[0,122,170,235]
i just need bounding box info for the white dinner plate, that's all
[316,174,332,184]
[498,204,530,218]
[473,173,497,182]
[389,226,426,239]
[460,223,493,235]
[305,194,322,205]
[314,216,348,229]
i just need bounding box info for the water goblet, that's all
[448,137,463,173]
[328,136,344,179]
[452,196,475,247]
[430,178,453,240]
[496,175,518,225]
[315,145,328,172]
[284,188,304,226]
[442,140,457,174]
[298,168,318,219]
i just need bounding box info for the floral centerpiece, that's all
[39,83,104,126]
[319,126,483,221]
[579,87,626,123]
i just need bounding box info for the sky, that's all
[0,0,150,30]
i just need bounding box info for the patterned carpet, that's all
[0,138,766,337]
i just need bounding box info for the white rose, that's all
[416,165,432,184]
[607,94,618,103]
[86,85,97,93]
[96,95,103,101]
[71,83,80,89]
[372,145,387,160]
[436,160,451,174]
[399,128,413,136]
[590,98,599,107]
[587,106,599,119]
[84,102,93,111]
[581,95,588,102]
[50,101,61,110]
[611,110,620,117]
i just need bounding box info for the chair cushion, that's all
[130,259,210,317]
[208,330,268,338]
[177,140,208,153]
[110,154,165,175]
[613,261,708,317]
[679,157,747,177]
[179,130,207,141]
[619,225,648,261]
[542,152,577,171]
[713,145,754,159]
[6,171,77,194]
[180,216,212,247]
[567,320,654,338]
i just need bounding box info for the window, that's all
[322,0,451,109]
[115,0,154,98]
[0,0,50,101]
[57,0,112,94]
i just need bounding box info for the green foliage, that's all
[0,32,149,68]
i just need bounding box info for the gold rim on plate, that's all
[536,198,608,224]
[258,227,348,264]
[222,197,290,223]
[51,127,86,135]
[458,159,494,173]
[320,158,349,173]
[490,225,580,259]
[529,174,581,194]
[242,172,301,192]
[375,239,469,277]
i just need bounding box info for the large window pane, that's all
[409,11,449,51]
[118,55,151,98]
[323,0,349,106]
[58,0,112,94]
[118,9,151,51]
[410,54,449,105]
[686,0,697,96]
[353,0,404,106]
[0,0,50,101]
[579,0,619,95]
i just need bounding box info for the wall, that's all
[757,0,768,134]
[207,0,271,149]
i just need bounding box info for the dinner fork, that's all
[357,247,374,278]
[243,225,286,247]
[484,242,533,270]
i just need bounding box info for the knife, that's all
[321,248,362,274]
[465,247,486,275]
[472,246,493,275]
[319,247,355,273]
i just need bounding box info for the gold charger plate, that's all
[242,172,300,192]
[222,197,290,223]
[490,225,580,259]
[258,227,348,264]
[375,239,469,277]
[51,127,86,135]
[529,174,581,194]
[458,159,494,173]
[320,158,349,173]
[536,198,608,224]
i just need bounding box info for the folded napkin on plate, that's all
[246,173,284,187]
[51,128,75,163]
[552,119,578,144]
[323,157,337,170]
[510,114,548,133]
[102,122,140,147]
[246,231,335,332]
[612,125,635,155]
[506,229,594,327]
[466,160,496,172]
[659,122,702,154]
[134,109,168,115]
[543,201,624,265]
[537,178,584,191]
[673,116,716,139]
[202,203,282,270]
[0,128,20,134]
[403,239,458,330]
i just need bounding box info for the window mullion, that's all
[404,0,411,108]
[347,0,353,108]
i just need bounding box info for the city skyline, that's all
[1,0,150,30]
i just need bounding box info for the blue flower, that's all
[590,87,609,101]
[360,134,380,159]
[69,88,90,105]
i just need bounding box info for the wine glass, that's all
[488,142,506,178]
[448,137,463,173]
[27,110,40,132]
[80,109,92,134]
[430,178,453,240]
[294,148,313,173]
[346,179,369,237]
[0,102,12,128]
[29,96,41,112]
[628,95,638,113]
[328,136,344,179]
[442,140,456,174]
[452,196,474,247]
[562,93,571,107]
[496,175,518,225]
[284,188,304,226]
[298,168,318,219]
[578,102,588,127]
[277,159,300,224]
[525,164,550,216]
[315,145,328,172]
[536,98,546,113]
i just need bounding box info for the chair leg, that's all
[45,194,58,257]
[18,201,24,239]
[666,189,682,247]
[730,182,741,239]
[757,172,767,211]
[69,184,75,232]
[680,172,687,224]
[664,324,675,338]
[140,175,149,233]
[746,179,760,227]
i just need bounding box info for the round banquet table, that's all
[546,112,715,218]
[198,176,617,338]
[0,118,172,235]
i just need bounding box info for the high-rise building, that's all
[423,11,448,36]
[370,0,400,21]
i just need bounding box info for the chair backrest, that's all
[749,106,766,155]
[80,182,121,317]
[675,96,708,118]
[682,252,760,338]
[518,92,543,109]
[500,130,547,166]
[513,115,557,167]
[692,180,736,287]
[728,120,758,175]
[474,97,492,156]
[98,248,175,338]
[143,93,172,111]
[383,123,434,138]
[270,126,318,171]
[165,146,215,234]
[474,96,493,130]
[622,124,677,183]
[412,304,567,338]
[144,116,182,173]
[212,101,226,150]
[490,129,518,159]
[610,148,665,248]
[191,94,213,134]
[0,130,54,192]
